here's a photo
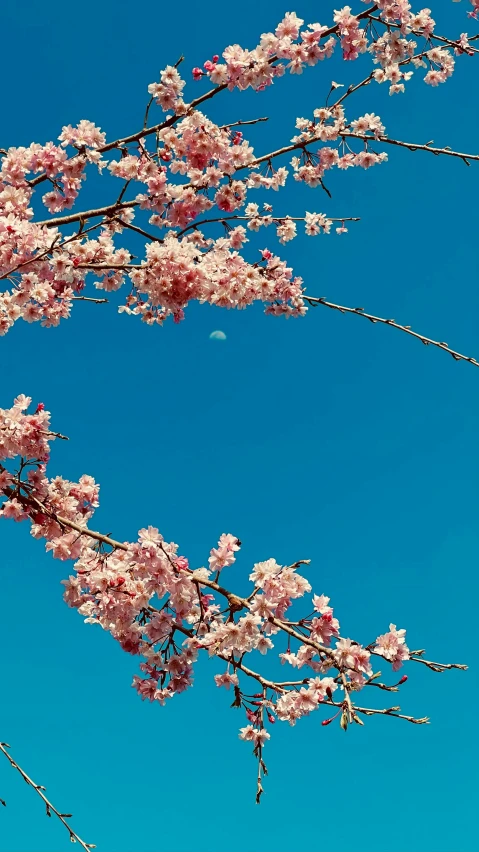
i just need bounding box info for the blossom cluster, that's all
[194,4,469,95]
[0,396,468,800]
[0,398,430,766]
[0,3,475,336]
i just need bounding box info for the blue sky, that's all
[1,1,478,850]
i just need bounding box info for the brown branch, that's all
[114,218,163,243]
[0,464,466,737]
[34,127,478,232]
[339,132,479,164]
[0,742,94,850]
[42,429,69,441]
[70,296,108,304]
[368,17,479,53]
[95,5,377,154]
[219,117,269,130]
[304,296,479,368]
[75,263,144,270]
[26,5,379,194]
[409,655,468,672]
[344,705,429,724]
[35,201,136,229]
[0,473,127,551]
[0,222,104,281]
[175,214,360,238]
[246,132,479,171]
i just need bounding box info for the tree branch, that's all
[0,742,94,850]
[304,296,479,368]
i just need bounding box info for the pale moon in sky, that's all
[209,330,227,341]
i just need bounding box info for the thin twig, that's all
[70,296,108,304]
[0,742,94,850]
[219,117,269,130]
[304,296,479,368]
[339,132,479,165]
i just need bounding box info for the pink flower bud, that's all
[212,55,219,63]
[267,713,276,724]
[192,67,204,80]
[35,402,45,413]
[398,675,408,684]
[322,717,334,726]
[203,60,215,72]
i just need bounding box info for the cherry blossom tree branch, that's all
[70,296,108,304]
[0,742,94,850]
[407,655,467,672]
[339,705,430,724]
[35,201,135,229]
[247,133,479,170]
[0,0,476,829]
[40,276,479,370]
[339,132,479,165]
[34,129,479,232]
[174,214,360,238]
[0,462,467,681]
[219,117,269,130]
[31,5,381,170]
[304,296,479,367]
[148,606,442,727]
[368,17,479,53]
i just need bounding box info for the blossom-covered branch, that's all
[0,397,467,807]
[0,0,477,367]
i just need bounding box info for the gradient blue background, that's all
[1,1,478,850]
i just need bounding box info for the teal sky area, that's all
[0,1,478,850]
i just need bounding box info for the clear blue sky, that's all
[1,1,478,851]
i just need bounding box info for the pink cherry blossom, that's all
[375,624,410,671]
[0,0,473,814]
